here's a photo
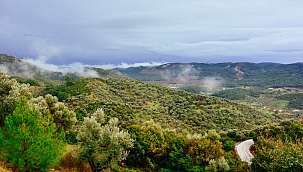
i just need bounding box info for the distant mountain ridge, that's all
[0,54,123,81]
[114,62,303,88]
[1,54,302,88]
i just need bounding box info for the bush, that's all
[77,109,134,172]
[205,157,230,172]
[251,137,303,172]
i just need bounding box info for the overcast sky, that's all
[1,0,302,68]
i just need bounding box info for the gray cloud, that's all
[1,0,303,65]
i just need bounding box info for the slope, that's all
[47,77,295,133]
[0,54,124,81]
[114,62,303,88]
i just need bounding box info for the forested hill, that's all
[2,54,302,88]
[0,54,123,81]
[46,77,294,132]
[114,62,303,88]
[1,55,302,171]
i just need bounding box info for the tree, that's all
[0,70,32,126]
[77,108,134,172]
[204,129,221,142]
[29,94,77,131]
[251,137,303,172]
[187,137,225,166]
[205,157,230,172]
[0,97,66,172]
[126,121,167,171]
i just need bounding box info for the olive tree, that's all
[0,70,32,126]
[29,94,77,131]
[77,108,133,172]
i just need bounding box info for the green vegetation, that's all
[212,88,261,100]
[212,87,303,114]
[0,70,252,171]
[30,94,77,131]
[277,93,303,110]
[0,97,66,171]
[1,54,303,171]
[0,54,123,84]
[115,62,303,88]
[126,121,230,171]
[13,77,41,86]
[77,108,133,172]
[57,77,288,132]
[45,77,91,101]
[252,137,303,171]
[180,85,208,94]
[0,70,32,126]
[248,120,303,171]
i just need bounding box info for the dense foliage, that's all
[77,108,133,172]
[1,58,303,171]
[0,70,32,126]
[251,137,303,172]
[277,93,303,110]
[51,77,288,133]
[30,94,77,131]
[248,120,303,171]
[212,88,261,100]
[115,62,303,88]
[0,97,66,172]
[126,121,227,171]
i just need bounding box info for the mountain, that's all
[1,54,300,171]
[0,54,124,81]
[113,62,303,88]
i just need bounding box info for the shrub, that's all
[77,108,134,172]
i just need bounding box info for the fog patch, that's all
[176,65,198,84]
[25,56,99,78]
[98,61,167,69]
[59,62,99,78]
[201,77,224,92]
[25,55,59,72]
[159,64,198,83]
[24,55,167,78]
[0,61,38,79]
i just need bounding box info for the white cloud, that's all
[24,55,167,74]
[24,57,100,77]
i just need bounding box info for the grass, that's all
[52,145,92,172]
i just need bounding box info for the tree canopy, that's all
[0,97,66,172]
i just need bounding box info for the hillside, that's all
[114,62,303,88]
[45,77,294,133]
[212,87,303,111]
[0,54,296,132]
[0,54,123,82]
[0,59,301,171]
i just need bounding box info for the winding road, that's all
[235,139,254,164]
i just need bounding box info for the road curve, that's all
[235,139,254,164]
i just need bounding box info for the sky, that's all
[0,0,303,69]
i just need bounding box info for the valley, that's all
[0,54,303,171]
[115,61,303,116]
